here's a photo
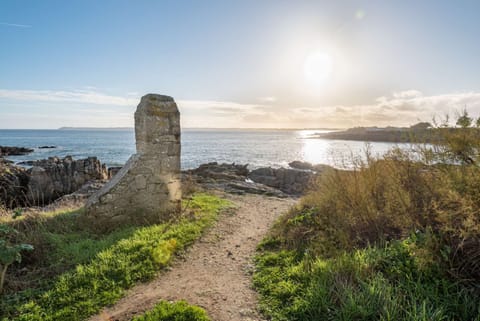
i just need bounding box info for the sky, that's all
[1,0,480,129]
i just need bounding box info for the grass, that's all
[254,125,480,320]
[255,235,480,321]
[0,193,231,321]
[131,301,210,321]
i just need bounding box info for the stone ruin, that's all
[85,94,181,225]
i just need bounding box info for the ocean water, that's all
[0,129,409,169]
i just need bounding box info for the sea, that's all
[0,129,410,169]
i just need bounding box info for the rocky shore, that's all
[0,147,332,210]
[0,155,108,208]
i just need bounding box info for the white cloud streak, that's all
[0,22,32,28]
[0,89,138,106]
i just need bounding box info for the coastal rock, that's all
[0,159,29,208]
[26,156,108,205]
[107,166,122,179]
[248,167,314,195]
[289,160,333,172]
[86,94,182,227]
[0,146,34,157]
[185,162,249,181]
[38,146,56,149]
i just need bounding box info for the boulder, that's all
[185,162,249,181]
[248,167,314,195]
[289,160,333,172]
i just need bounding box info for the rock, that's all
[185,162,249,182]
[86,94,182,227]
[17,161,35,166]
[55,179,107,204]
[38,146,56,149]
[25,156,108,205]
[0,159,29,208]
[248,167,314,195]
[0,146,34,156]
[289,160,332,172]
[107,166,122,179]
[225,181,287,197]
[289,160,314,170]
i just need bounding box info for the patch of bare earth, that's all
[89,193,296,321]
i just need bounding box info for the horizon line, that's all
[0,126,345,131]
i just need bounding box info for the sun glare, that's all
[303,51,333,88]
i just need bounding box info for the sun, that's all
[303,51,333,88]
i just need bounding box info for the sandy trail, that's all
[90,193,295,321]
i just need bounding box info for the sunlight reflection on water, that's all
[0,129,411,169]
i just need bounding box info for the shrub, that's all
[0,225,33,294]
[256,112,480,320]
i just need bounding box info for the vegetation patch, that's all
[0,193,231,321]
[131,300,210,321]
[255,111,480,320]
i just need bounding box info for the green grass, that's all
[0,193,231,321]
[131,301,210,321]
[254,233,480,321]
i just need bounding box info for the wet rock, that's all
[0,146,33,156]
[38,146,56,149]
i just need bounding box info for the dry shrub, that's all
[274,144,480,281]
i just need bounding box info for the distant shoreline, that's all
[312,122,434,143]
[0,127,342,131]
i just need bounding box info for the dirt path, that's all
[90,193,296,321]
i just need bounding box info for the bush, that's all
[255,112,480,320]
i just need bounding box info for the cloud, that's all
[258,96,277,103]
[392,90,423,99]
[287,90,480,128]
[0,22,32,28]
[2,88,480,129]
[0,89,138,106]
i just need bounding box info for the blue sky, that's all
[1,0,480,128]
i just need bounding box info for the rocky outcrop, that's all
[184,161,335,196]
[0,156,108,208]
[248,167,314,195]
[184,162,288,197]
[0,159,29,208]
[25,156,107,205]
[289,161,332,172]
[0,146,33,157]
[85,94,182,226]
[186,162,249,181]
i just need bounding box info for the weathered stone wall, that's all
[85,94,181,226]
